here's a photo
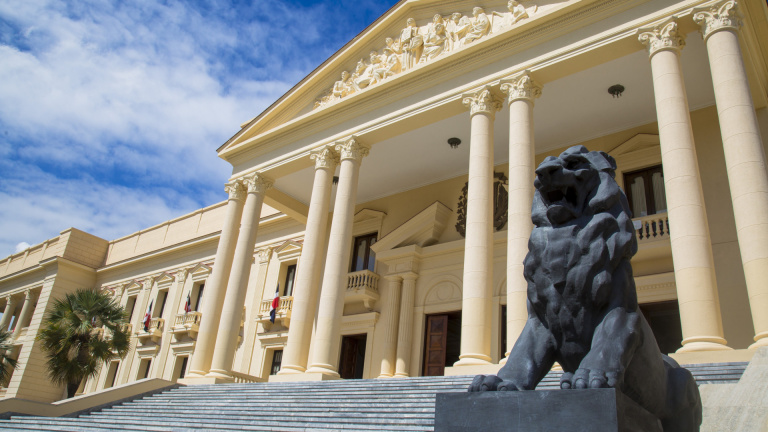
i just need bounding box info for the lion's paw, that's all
[469,375,526,392]
[560,369,619,389]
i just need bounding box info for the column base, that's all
[453,354,493,366]
[394,372,410,378]
[677,337,731,353]
[276,365,306,375]
[269,372,341,382]
[377,373,393,379]
[206,369,233,379]
[749,331,768,349]
[305,364,341,378]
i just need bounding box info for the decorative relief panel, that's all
[455,172,508,237]
[314,2,538,110]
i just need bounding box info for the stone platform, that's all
[435,388,662,432]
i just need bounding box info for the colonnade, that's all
[187,0,767,381]
[0,289,37,337]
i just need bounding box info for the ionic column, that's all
[0,296,20,332]
[307,137,370,376]
[209,173,273,378]
[394,273,418,377]
[499,72,542,361]
[456,87,503,366]
[378,276,402,378]
[694,0,768,349]
[187,181,246,377]
[280,146,339,374]
[639,20,730,352]
[12,289,37,339]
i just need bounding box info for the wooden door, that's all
[423,315,449,376]
[339,336,358,379]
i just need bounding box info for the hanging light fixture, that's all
[448,137,461,149]
[608,84,625,98]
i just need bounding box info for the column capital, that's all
[310,145,340,171]
[335,136,370,163]
[242,173,273,195]
[638,18,685,57]
[174,268,189,283]
[693,0,742,41]
[462,86,503,118]
[500,72,542,104]
[225,181,246,202]
[256,247,273,264]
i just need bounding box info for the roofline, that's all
[216,0,406,154]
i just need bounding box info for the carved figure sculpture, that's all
[507,0,529,25]
[446,12,469,51]
[421,22,448,62]
[463,7,491,44]
[400,18,424,70]
[468,146,702,432]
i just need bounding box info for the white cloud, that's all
[14,243,30,253]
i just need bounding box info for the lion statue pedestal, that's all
[436,146,701,432]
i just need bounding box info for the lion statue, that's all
[468,145,701,431]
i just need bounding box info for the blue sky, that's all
[0,0,396,257]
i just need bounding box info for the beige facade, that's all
[1,0,767,402]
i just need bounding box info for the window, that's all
[270,350,283,375]
[283,264,297,297]
[156,290,168,318]
[350,233,377,272]
[125,296,137,323]
[104,361,120,389]
[193,283,205,311]
[138,358,152,380]
[172,356,189,381]
[624,165,667,218]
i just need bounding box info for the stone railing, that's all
[347,269,380,293]
[634,214,670,241]
[174,312,202,328]
[137,318,164,343]
[170,312,201,341]
[257,297,293,328]
[230,370,263,383]
[345,270,381,310]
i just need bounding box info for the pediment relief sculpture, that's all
[314,1,538,110]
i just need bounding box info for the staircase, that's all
[0,362,747,432]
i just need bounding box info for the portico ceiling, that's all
[273,31,716,207]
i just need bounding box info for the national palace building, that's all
[1,0,767,402]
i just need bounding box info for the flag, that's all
[269,284,280,323]
[184,293,192,314]
[143,300,153,332]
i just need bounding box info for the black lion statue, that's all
[468,145,701,431]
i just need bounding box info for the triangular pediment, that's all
[155,272,175,287]
[354,208,387,224]
[274,240,303,260]
[371,201,451,253]
[219,0,548,158]
[189,262,212,282]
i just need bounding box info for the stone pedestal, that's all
[435,389,662,432]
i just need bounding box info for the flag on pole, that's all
[143,300,153,332]
[184,293,192,314]
[269,284,280,323]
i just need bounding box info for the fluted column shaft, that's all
[500,72,541,360]
[694,0,768,348]
[378,276,402,378]
[12,290,36,339]
[188,181,246,377]
[456,87,502,366]
[639,20,729,352]
[209,173,272,377]
[0,296,20,331]
[395,274,418,377]
[280,146,339,374]
[308,137,370,376]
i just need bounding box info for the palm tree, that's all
[0,329,19,386]
[38,288,130,398]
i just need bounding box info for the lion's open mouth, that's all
[545,186,579,208]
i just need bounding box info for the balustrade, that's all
[170,312,202,340]
[345,269,380,310]
[634,214,670,241]
[257,296,293,328]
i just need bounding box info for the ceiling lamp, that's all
[608,84,625,98]
[448,137,462,149]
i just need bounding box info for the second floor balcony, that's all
[136,317,164,344]
[258,296,293,330]
[345,269,380,311]
[170,311,202,341]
